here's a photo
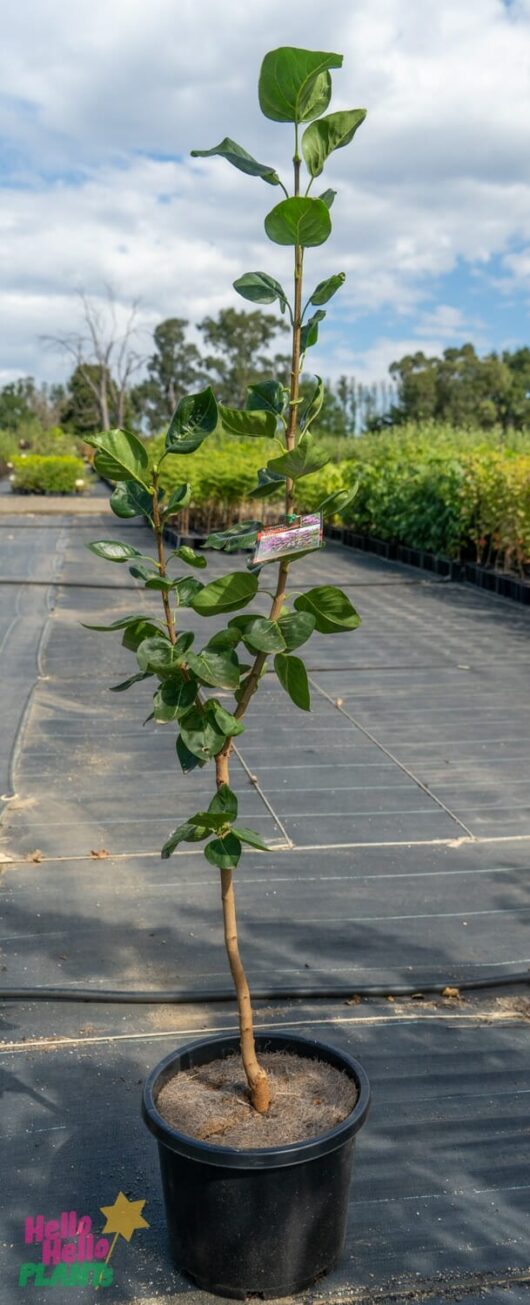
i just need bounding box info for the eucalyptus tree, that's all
[84,46,366,1116]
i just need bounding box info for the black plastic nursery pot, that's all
[142,1031,371,1299]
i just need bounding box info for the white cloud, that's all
[0,0,529,385]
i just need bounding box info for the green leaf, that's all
[136,633,192,676]
[245,380,285,417]
[319,189,336,209]
[204,833,242,870]
[143,573,174,591]
[302,109,367,177]
[110,480,152,519]
[191,138,280,186]
[191,571,258,616]
[206,627,242,651]
[173,577,205,607]
[229,614,286,653]
[88,539,143,563]
[189,811,229,834]
[277,611,316,650]
[166,387,218,454]
[258,47,342,123]
[266,433,329,480]
[161,821,204,859]
[309,273,346,306]
[153,676,197,721]
[265,197,331,248]
[164,483,192,514]
[233,272,288,312]
[179,708,227,761]
[249,467,285,500]
[175,545,207,569]
[84,428,150,490]
[274,653,310,711]
[82,612,160,633]
[294,585,361,633]
[218,405,277,439]
[176,735,206,773]
[301,310,326,353]
[317,483,359,518]
[232,826,269,851]
[187,648,241,689]
[209,784,238,821]
[300,375,324,431]
[208,700,245,738]
[129,561,159,582]
[206,521,262,552]
[109,671,152,693]
[122,618,165,652]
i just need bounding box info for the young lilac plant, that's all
[85,46,366,1115]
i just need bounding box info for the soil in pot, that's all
[155,1050,358,1147]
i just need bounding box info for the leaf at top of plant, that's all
[277,610,316,650]
[245,380,285,417]
[109,670,152,693]
[294,585,361,633]
[299,375,324,431]
[301,310,326,353]
[218,404,277,439]
[163,483,192,515]
[266,433,329,481]
[274,652,311,711]
[84,428,150,490]
[317,483,359,518]
[319,188,336,209]
[206,521,262,553]
[191,138,280,186]
[258,47,342,124]
[229,614,286,654]
[110,480,152,520]
[191,571,258,616]
[161,820,205,859]
[166,386,218,454]
[204,833,242,870]
[265,197,331,249]
[302,109,367,177]
[175,545,207,569]
[209,783,238,821]
[232,826,269,851]
[248,467,286,500]
[187,648,241,689]
[233,272,289,313]
[88,539,143,564]
[309,272,346,306]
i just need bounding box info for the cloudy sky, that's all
[1,0,530,389]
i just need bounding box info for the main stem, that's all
[213,141,304,1114]
[151,472,176,646]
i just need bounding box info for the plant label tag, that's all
[252,514,323,565]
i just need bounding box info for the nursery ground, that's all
[0,504,529,1305]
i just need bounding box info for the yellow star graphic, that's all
[100,1192,149,1243]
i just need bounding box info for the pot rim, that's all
[142,1030,371,1169]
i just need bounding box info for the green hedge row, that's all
[10,455,87,495]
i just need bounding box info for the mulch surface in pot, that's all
[156,1051,358,1147]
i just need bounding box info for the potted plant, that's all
[85,44,370,1299]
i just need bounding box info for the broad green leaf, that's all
[110,480,152,519]
[258,47,342,123]
[233,272,288,312]
[191,571,258,616]
[266,433,329,480]
[191,138,280,186]
[218,405,277,439]
[164,483,192,515]
[109,671,152,693]
[274,653,311,711]
[229,614,286,653]
[161,821,204,859]
[82,612,160,633]
[301,310,326,353]
[188,811,229,833]
[129,561,159,582]
[206,521,262,552]
[143,574,174,591]
[277,611,316,650]
[136,633,192,676]
[187,648,241,689]
[122,618,165,652]
[294,585,361,633]
[206,627,242,651]
[204,833,242,870]
[179,708,227,760]
[84,428,150,490]
[209,784,238,821]
[265,197,331,248]
[309,273,346,306]
[176,734,206,773]
[317,483,359,517]
[246,380,285,417]
[300,375,324,431]
[319,189,336,209]
[302,109,367,177]
[173,577,204,607]
[232,826,269,851]
[175,545,207,569]
[208,700,245,738]
[153,676,197,721]
[166,387,218,454]
[249,467,285,500]
[88,539,143,563]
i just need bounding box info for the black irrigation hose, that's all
[0,972,528,1004]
